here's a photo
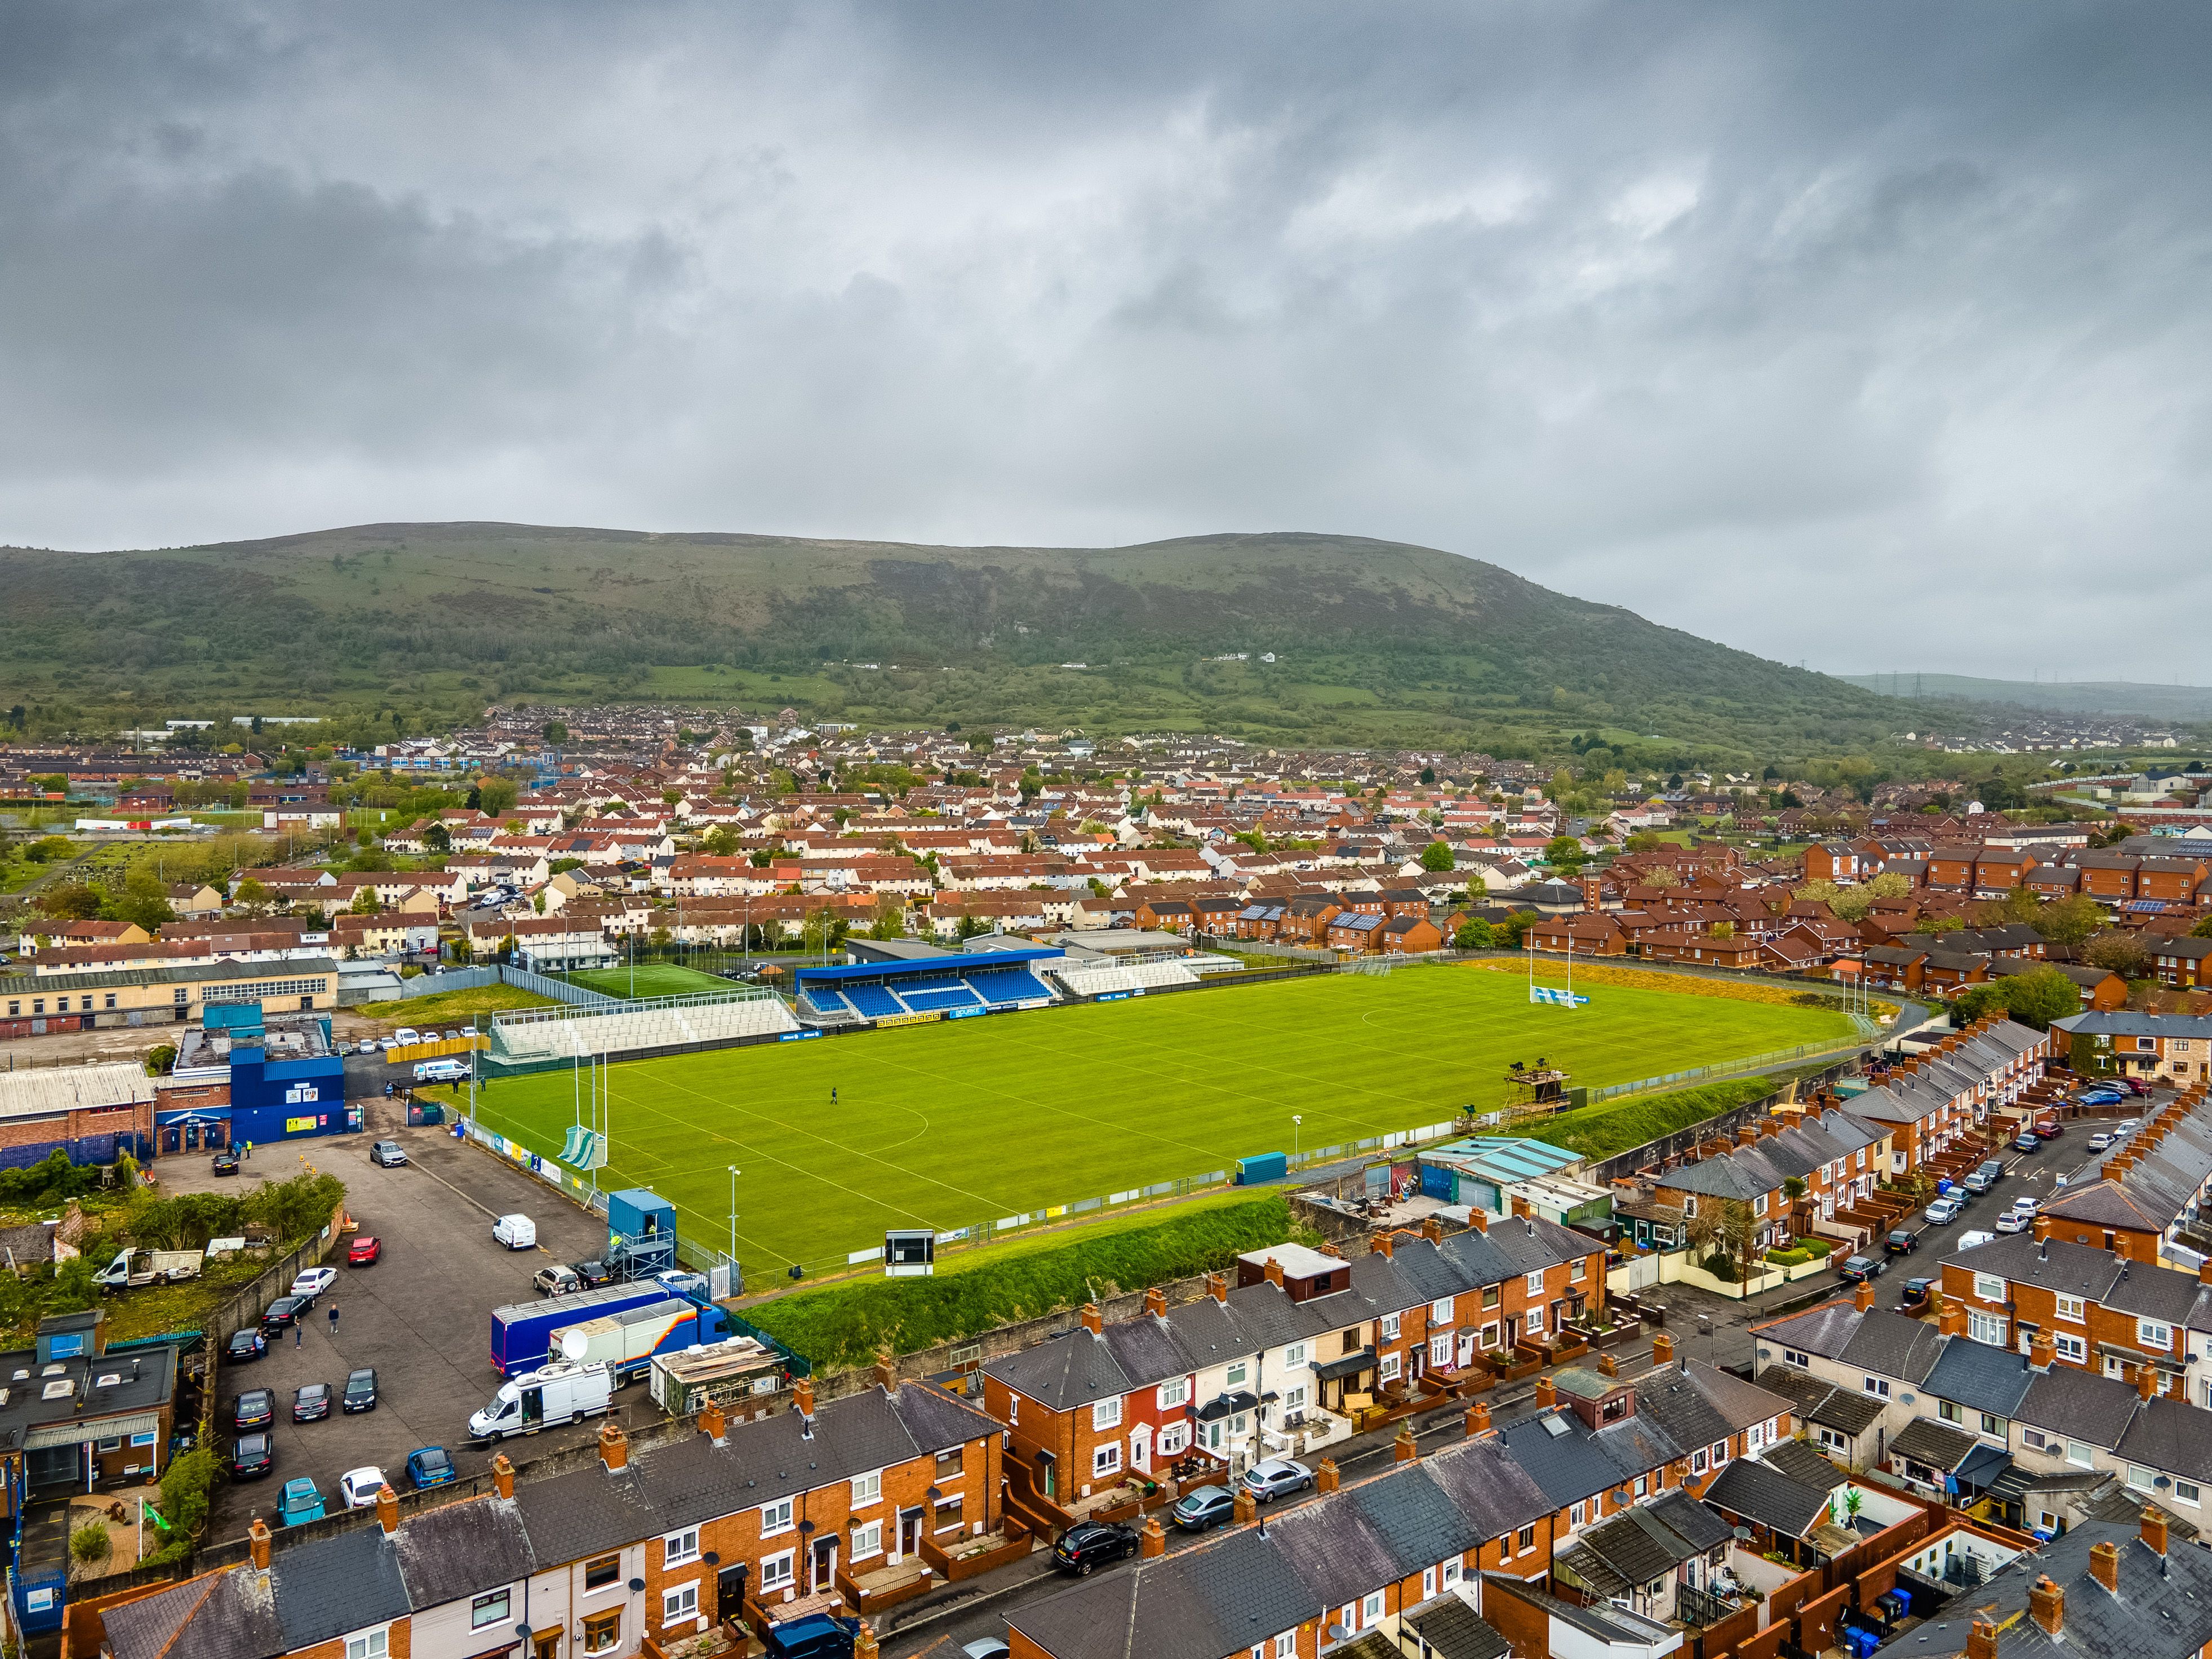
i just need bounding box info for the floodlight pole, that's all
[728,1166,740,1265]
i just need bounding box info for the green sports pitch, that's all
[562,964,734,999]
[464,964,1853,1274]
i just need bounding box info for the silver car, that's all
[1243,1457,1314,1502]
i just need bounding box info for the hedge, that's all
[1523,1074,1796,1161]
[747,1193,1292,1373]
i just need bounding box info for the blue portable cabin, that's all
[490,1280,674,1375]
[9,1505,68,1634]
[1234,1153,1289,1185]
[606,1188,678,1280]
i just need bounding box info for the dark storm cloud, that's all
[3,1,2209,676]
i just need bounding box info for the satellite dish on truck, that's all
[559,1329,592,1362]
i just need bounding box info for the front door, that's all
[533,1634,562,1659]
[1130,1424,1151,1472]
[810,1536,837,1594]
[898,1509,923,1558]
[717,1562,748,1620]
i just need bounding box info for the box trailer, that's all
[648,1333,790,1415]
[548,1297,734,1386]
[489,1282,673,1375]
[93,1248,204,1291]
[468,1359,613,1441]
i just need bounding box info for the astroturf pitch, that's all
[562,964,734,999]
[464,963,1852,1273]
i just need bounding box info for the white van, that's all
[468,1359,612,1440]
[413,1058,470,1083]
[492,1213,537,1251]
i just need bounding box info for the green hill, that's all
[2,524,1904,759]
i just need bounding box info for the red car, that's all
[347,1236,382,1267]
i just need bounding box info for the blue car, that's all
[278,1476,326,1527]
[2078,1088,2126,1106]
[406,1445,457,1490]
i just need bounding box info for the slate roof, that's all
[268,1527,412,1651]
[983,1327,1130,1412]
[1837,1307,1946,1384]
[392,1493,534,1612]
[2042,1180,2161,1235]
[1761,1436,1845,1489]
[2113,1394,2212,1485]
[1921,1337,2036,1418]
[1752,1363,1886,1436]
[1704,1456,1833,1538]
[1400,1595,1510,1659]
[103,1571,286,1659]
[1756,1298,1872,1363]
[1887,1416,1982,1471]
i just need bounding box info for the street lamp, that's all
[1292,1115,1302,1162]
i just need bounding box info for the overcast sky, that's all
[5,3,2209,679]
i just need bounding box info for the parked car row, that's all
[1050,1461,1320,1576]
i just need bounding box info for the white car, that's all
[2087,1131,2114,1152]
[390,1028,420,1047]
[357,1039,382,1056]
[2012,1196,2042,1216]
[1994,1212,2031,1234]
[290,1267,338,1301]
[1956,1229,1996,1252]
[338,1466,390,1509]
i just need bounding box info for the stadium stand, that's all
[1129,960,1201,990]
[492,991,798,1062]
[900,984,982,1012]
[844,984,909,1020]
[798,985,857,1020]
[1046,963,1139,998]
[969,969,1054,1007]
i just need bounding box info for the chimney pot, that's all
[492,1453,516,1499]
[700,1399,728,1443]
[1264,1258,1285,1289]
[375,1483,400,1535]
[2089,1540,2120,1595]
[2143,1505,2170,1556]
[1145,1286,1169,1318]
[1510,1195,1532,1220]
[1596,1352,1618,1378]
[599,1420,630,1473]
[1210,1271,1229,1304]
[1855,1281,1875,1313]
[1141,1516,1166,1558]
[794,1376,816,1416]
[2029,1331,2055,1371]
[1465,1402,1493,1437]
[249,1517,272,1571]
[1082,1301,1105,1334]
[1737,1126,1758,1147]
[856,1622,880,1659]
[1966,1617,1999,1659]
[873,1353,899,1396]
[1317,1458,1342,1492]
[1394,1424,1419,1464]
[1371,1232,1396,1260]
[1651,1333,1675,1366]
[1420,1217,1443,1244]
[1465,1211,1487,1234]
[1535,1376,1557,1409]
[1235,1485,1260,1523]
[2031,1568,2069,1631]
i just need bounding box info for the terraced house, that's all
[1843,1017,2049,1175]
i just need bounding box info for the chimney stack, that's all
[2029,1331,2055,1371]
[1210,1272,1229,1304]
[2032,1573,2066,1634]
[376,1483,399,1535]
[2033,1216,2051,1243]
[2197,1258,2212,1288]
[1940,1302,1966,1338]
[1511,1195,1532,1220]
[856,1622,880,1659]
[874,1353,899,1395]
[1651,1333,1676,1366]
[2090,1541,2120,1594]
[2138,1363,2158,1402]
[1535,1376,1557,1409]
[1234,1486,1259,1524]
[2143,1505,2170,1556]
[794,1376,816,1416]
[700,1399,728,1443]
[1855,1281,1875,1313]
[1371,1232,1396,1260]
[249,1517,272,1571]
[1465,1210,1487,1234]
[1421,1217,1443,1244]
[1465,1401,1493,1438]
[1082,1301,1104,1334]
[1264,1257,1286,1289]
[1141,1516,1166,1558]
[1738,1126,1759,1147]
[1596,1352,1618,1378]
[1394,1424,1419,1464]
[493,1452,516,1499]
[1317,1458,1340,1492]
[1145,1286,1169,1318]
[1966,1617,1999,1659]
[599,1420,630,1473]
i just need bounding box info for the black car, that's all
[1051,1520,1140,1575]
[230,1432,274,1480]
[260,1295,310,1336]
[343,1368,379,1413]
[225,1328,267,1364]
[1170,1484,1238,1532]
[211,1147,241,1176]
[762,1614,861,1659]
[234,1389,275,1431]
[1898,1276,1936,1312]
[570,1260,615,1289]
[1837,1254,1886,1284]
[1885,1230,1919,1256]
[292,1382,332,1422]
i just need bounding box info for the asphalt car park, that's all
[205,1119,624,1540]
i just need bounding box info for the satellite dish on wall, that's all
[559,1329,591,1362]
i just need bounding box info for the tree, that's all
[1686,1197,1758,1283]
[1453,918,1495,950]
[701,826,740,857]
[116,868,175,932]
[234,878,273,917]
[1998,967,2081,1030]
[868,893,907,940]
[477,777,519,817]
[1419,766,1436,785]
[955,913,990,940]
[2033,893,2105,948]
[423,823,452,855]
[2085,930,2151,980]
[1420,840,1457,873]
[349,886,383,916]
[541,720,568,746]
[1495,910,1542,950]
[1543,835,1586,872]
[37,882,103,920]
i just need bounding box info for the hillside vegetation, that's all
[2,523,1910,759]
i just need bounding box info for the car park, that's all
[211,1148,241,1176]
[338,1466,389,1509]
[406,1445,457,1489]
[234,1389,275,1431]
[1244,1457,1314,1501]
[1171,1484,1238,1531]
[534,1264,583,1298]
[492,1213,537,1250]
[230,1433,274,1480]
[292,1382,331,1423]
[1884,1230,1918,1256]
[290,1267,338,1301]
[1051,1520,1141,1574]
[343,1368,379,1413]
[348,1235,383,1266]
[225,1328,266,1363]
[1837,1255,1885,1284]
[278,1477,326,1527]
[370,1141,408,1168]
[260,1295,310,1336]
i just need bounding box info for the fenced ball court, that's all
[451,962,1859,1276]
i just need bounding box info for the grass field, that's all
[564,964,733,999]
[460,963,1855,1277]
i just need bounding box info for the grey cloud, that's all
[2,1,2210,678]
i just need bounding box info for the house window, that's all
[1684,1197,1698,1218]
[1784,1348,1810,1368]
[1285,1343,1307,1367]
[2129,1465,2155,1491]
[1432,1298,1453,1323]
[1481,1285,1501,1309]
[1569,1257,1585,1282]
[2055,1295,2085,1324]
[1634,1475,1647,1496]
[1570,1501,1586,1525]
[664,1527,700,1567]
[1753,1194,1767,1216]
[1973,1274,2005,1303]
[2024,1429,2047,1451]
[345,1632,390,1659]
[1380,1353,1401,1382]
[852,1469,882,1506]
[584,1553,622,1590]
[2178,1480,2203,1506]
[934,1493,965,1533]
[1094,1442,1121,1476]
[1382,1313,1401,1340]
[1968,1313,2006,1347]
[936,1445,965,1477]
[583,1610,623,1654]
[2141,1320,2174,1350]
[1525,1309,1543,1335]
[1362,1593,1384,1626]
[852,1520,882,1560]
[1093,1396,1122,1431]
[1430,1335,1451,1366]
[664,1582,700,1626]
[1442,1560,1462,1588]
[1981,1413,2001,1436]
[2067,1442,2094,1468]
[1481,1322,1501,1349]
[1159,1378,1189,1409]
[762,1497,794,1536]
[760,1551,796,1591]
[1226,1362,1249,1387]
[1691,1450,1708,1474]
[1274,1634,1296,1659]
[471,1590,512,1629]
[1711,1440,1728,1467]
[1517,1524,1536,1553]
[1157,1422,1189,1457]
[1940,1400,1962,1424]
[1526,1271,1545,1294]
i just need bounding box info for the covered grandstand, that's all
[485,985,799,1071]
[793,946,1062,1026]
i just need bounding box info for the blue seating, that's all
[846,984,908,1019]
[902,986,982,1012]
[804,986,852,1015]
[971,972,1051,1006]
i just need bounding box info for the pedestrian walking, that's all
[327,1304,339,1337]
[294,1322,303,1349]
[832,1086,838,1104]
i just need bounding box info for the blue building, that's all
[156,1004,356,1156]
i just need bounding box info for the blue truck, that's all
[548,1297,734,1385]
[491,1280,690,1375]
